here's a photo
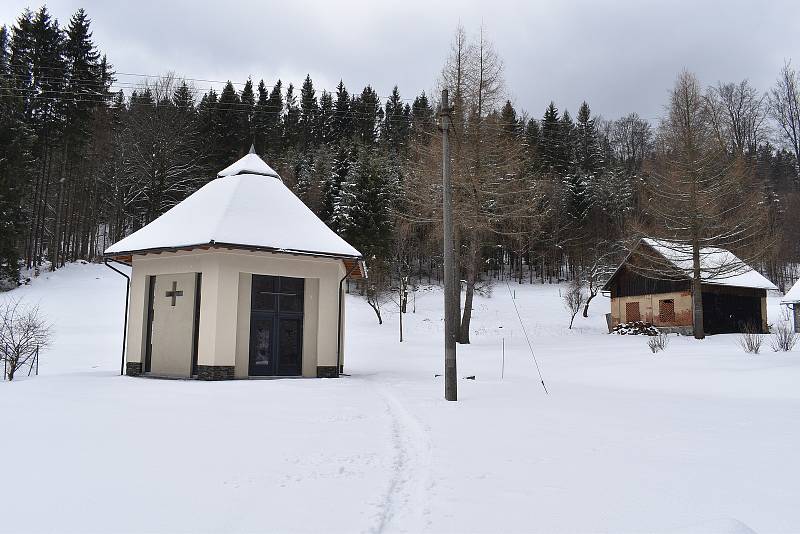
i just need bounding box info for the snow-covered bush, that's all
[769,322,798,352]
[738,324,763,354]
[648,332,669,353]
[0,298,51,381]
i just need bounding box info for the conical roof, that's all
[782,279,800,304]
[217,145,280,178]
[105,153,362,260]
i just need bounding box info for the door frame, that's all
[248,275,305,377]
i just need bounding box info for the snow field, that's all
[2,263,799,533]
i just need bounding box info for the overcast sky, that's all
[2,0,798,122]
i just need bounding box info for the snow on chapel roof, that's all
[105,153,362,259]
[781,279,800,304]
[217,146,280,178]
[642,238,777,290]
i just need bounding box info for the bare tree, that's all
[0,299,52,381]
[580,242,620,317]
[768,61,800,180]
[706,79,768,157]
[636,71,769,339]
[564,278,586,329]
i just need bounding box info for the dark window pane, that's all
[249,316,273,375]
[279,277,304,313]
[277,317,302,375]
[252,275,276,311]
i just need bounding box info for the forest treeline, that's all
[1,7,799,338]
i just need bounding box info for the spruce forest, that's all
[1,7,799,339]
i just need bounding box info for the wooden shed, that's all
[602,239,777,334]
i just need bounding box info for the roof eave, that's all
[104,241,363,263]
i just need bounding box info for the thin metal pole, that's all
[501,338,505,380]
[440,88,457,402]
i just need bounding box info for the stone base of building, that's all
[316,366,340,378]
[126,362,143,376]
[196,365,235,381]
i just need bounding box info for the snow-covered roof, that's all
[643,238,777,290]
[105,154,362,259]
[217,149,280,178]
[781,279,800,304]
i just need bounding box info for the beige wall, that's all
[610,291,693,327]
[127,248,346,378]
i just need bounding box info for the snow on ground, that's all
[2,263,800,534]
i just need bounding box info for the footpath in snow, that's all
[2,263,799,534]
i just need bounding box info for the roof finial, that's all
[248,143,256,155]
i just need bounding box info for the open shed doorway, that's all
[702,291,763,334]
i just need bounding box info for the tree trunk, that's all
[583,288,597,318]
[692,240,705,339]
[459,233,479,344]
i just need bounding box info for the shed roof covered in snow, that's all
[781,279,800,304]
[602,238,777,291]
[104,152,363,268]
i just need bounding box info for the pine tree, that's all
[215,81,243,166]
[540,102,562,174]
[239,77,255,146]
[411,91,434,138]
[353,85,382,147]
[299,74,318,150]
[500,100,521,137]
[329,144,359,235]
[382,86,409,154]
[283,83,299,156]
[317,90,334,146]
[252,79,269,153]
[332,80,352,144]
[323,141,352,225]
[264,79,283,159]
[0,24,29,284]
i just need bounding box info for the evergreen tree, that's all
[575,101,603,175]
[323,141,352,225]
[353,85,382,147]
[317,90,334,146]
[500,100,521,137]
[239,77,255,146]
[283,83,299,155]
[215,81,243,166]
[0,24,29,284]
[299,74,318,150]
[382,86,410,153]
[540,102,562,174]
[329,144,359,234]
[264,79,283,159]
[332,80,352,144]
[252,79,269,153]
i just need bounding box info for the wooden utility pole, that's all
[440,89,457,401]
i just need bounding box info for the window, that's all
[659,299,675,323]
[625,301,641,322]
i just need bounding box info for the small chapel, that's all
[105,150,365,380]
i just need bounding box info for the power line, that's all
[505,280,549,395]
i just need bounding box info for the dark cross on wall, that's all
[165,281,183,306]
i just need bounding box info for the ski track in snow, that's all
[368,381,433,534]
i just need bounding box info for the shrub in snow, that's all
[769,322,798,352]
[738,324,763,354]
[612,321,659,336]
[563,279,586,329]
[0,298,51,381]
[648,332,670,353]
